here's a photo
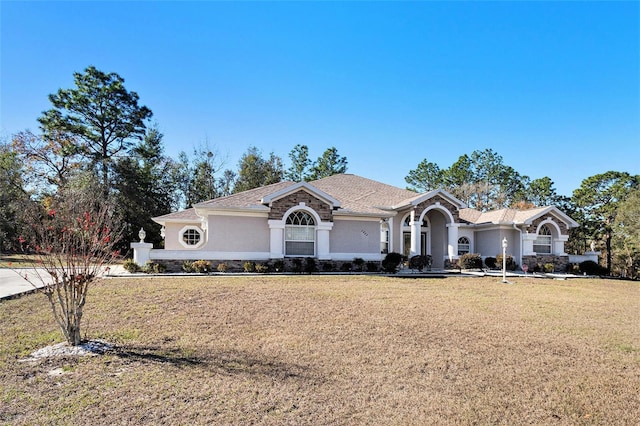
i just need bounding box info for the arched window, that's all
[403,215,429,227]
[285,210,316,256]
[458,236,470,255]
[534,224,552,254]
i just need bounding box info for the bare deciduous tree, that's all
[16,184,122,346]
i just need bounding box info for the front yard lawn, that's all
[1,275,638,424]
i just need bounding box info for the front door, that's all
[403,232,427,257]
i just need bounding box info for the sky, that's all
[1,1,639,198]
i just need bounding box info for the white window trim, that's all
[457,236,470,256]
[284,209,317,257]
[179,225,205,249]
[533,224,553,254]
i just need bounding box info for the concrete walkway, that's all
[0,266,125,300]
[0,269,49,299]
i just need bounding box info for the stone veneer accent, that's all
[414,195,460,223]
[268,190,334,221]
[522,255,570,273]
[525,215,569,235]
[154,258,380,273]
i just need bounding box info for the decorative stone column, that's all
[130,242,153,265]
[131,228,153,266]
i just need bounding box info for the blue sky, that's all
[2,1,638,198]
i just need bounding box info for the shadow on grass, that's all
[210,349,318,382]
[113,344,205,367]
[112,344,320,382]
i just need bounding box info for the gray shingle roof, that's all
[310,174,419,215]
[154,174,575,227]
[195,181,295,210]
[153,207,200,222]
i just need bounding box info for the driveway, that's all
[0,269,50,299]
[0,266,124,300]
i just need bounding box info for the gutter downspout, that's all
[513,223,522,270]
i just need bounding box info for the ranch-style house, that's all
[137,174,579,272]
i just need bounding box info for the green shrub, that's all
[496,254,517,271]
[484,257,497,269]
[409,255,431,271]
[182,261,194,273]
[579,260,607,276]
[304,257,317,274]
[192,260,211,273]
[255,263,269,273]
[322,262,334,272]
[216,263,227,273]
[243,261,256,273]
[123,258,140,273]
[366,262,379,272]
[340,262,352,272]
[292,258,303,273]
[143,262,153,273]
[382,252,403,273]
[458,253,482,270]
[544,263,555,273]
[352,258,365,271]
[273,260,285,272]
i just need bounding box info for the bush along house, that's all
[133,174,579,272]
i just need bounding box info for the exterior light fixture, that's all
[502,237,508,283]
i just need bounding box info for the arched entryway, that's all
[401,205,456,269]
[423,208,449,269]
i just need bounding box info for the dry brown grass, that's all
[1,275,638,425]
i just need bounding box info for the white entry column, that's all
[268,220,285,259]
[447,224,459,261]
[316,222,333,260]
[409,210,421,257]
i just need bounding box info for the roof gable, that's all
[515,206,579,228]
[393,189,467,210]
[459,205,578,228]
[261,181,341,209]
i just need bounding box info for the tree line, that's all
[1,66,638,278]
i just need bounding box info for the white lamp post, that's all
[502,237,508,283]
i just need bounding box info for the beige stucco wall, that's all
[457,227,475,254]
[475,228,521,261]
[162,223,203,250]
[207,215,270,252]
[331,218,381,256]
[427,210,447,268]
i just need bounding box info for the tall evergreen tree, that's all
[0,142,31,251]
[307,147,348,181]
[406,149,526,210]
[38,66,152,195]
[612,187,640,278]
[113,125,175,248]
[405,159,443,192]
[286,144,311,182]
[526,177,562,207]
[233,147,284,193]
[572,171,639,272]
